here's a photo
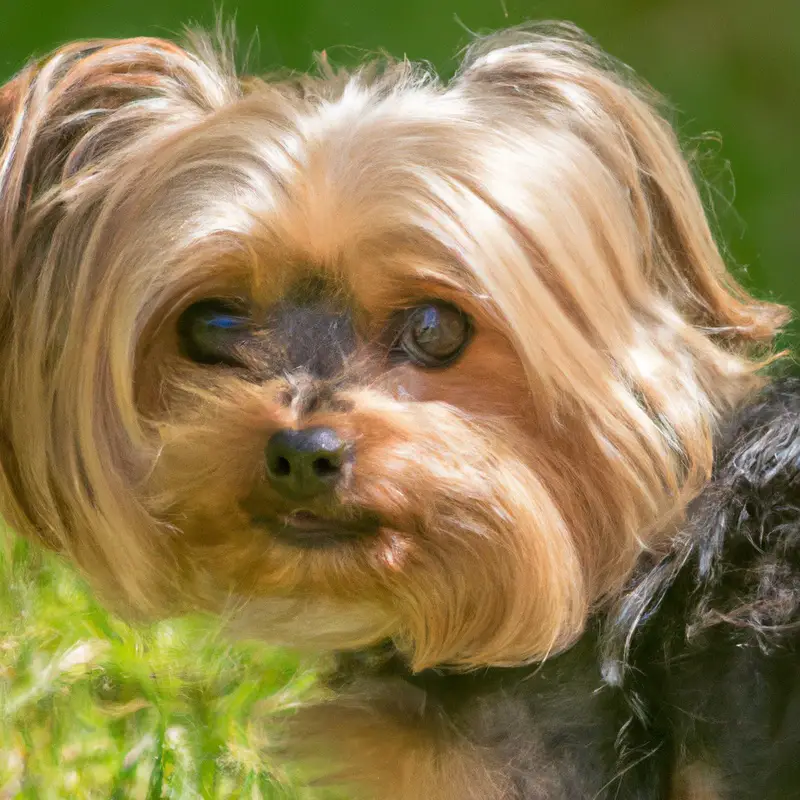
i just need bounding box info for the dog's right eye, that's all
[177,300,252,366]
[390,301,473,368]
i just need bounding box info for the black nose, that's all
[265,427,348,500]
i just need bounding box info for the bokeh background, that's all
[2,0,798,321]
[0,2,798,797]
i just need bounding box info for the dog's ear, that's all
[0,38,239,244]
[0,75,20,134]
[456,24,788,350]
[0,37,240,608]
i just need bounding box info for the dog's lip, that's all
[251,509,381,548]
[282,510,338,530]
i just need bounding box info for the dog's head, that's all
[0,25,787,669]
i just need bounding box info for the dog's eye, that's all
[394,302,472,368]
[178,300,252,366]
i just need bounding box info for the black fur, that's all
[337,378,800,798]
[268,301,356,380]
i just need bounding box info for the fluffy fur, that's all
[0,22,796,798]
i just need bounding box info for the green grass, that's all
[0,533,333,799]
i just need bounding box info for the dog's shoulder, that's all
[678,374,800,641]
[694,376,800,620]
[606,377,800,670]
[709,374,800,529]
[602,376,800,795]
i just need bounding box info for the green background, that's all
[1,0,798,318]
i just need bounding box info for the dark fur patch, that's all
[267,301,356,380]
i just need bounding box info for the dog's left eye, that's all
[393,302,472,368]
[178,300,252,366]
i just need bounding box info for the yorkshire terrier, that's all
[1,22,798,799]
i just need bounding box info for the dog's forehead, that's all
[239,241,467,321]
[234,205,470,318]
[131,91,484,314]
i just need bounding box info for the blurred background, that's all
[1,0,798,322]
[0,2,798,797]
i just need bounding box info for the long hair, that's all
[0,24,788,666]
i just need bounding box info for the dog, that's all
[1,21,798,799]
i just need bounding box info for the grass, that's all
[0,532,335,799]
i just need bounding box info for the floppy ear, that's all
[0,37,239,246]
[446,24,787,584]
[0,75,19,131]
[0,37,240,607]
[456,24,788,350]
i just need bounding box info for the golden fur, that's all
[671,763,722,800]
[0,22,789,796]
[283,678,511,800]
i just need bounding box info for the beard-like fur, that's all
[0,22,788,683]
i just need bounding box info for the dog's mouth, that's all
[251,509,381,549]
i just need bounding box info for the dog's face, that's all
[0,28,786,669]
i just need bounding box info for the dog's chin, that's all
[222,595,398,653]
[190,502,403,652]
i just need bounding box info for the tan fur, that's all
[282,679,511,800]
[0,21,789,795]
[671,762,722,800]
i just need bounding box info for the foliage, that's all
[0,535,331,799]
